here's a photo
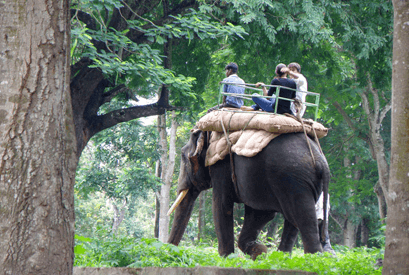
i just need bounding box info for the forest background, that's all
[74,0,392,252]
[1,0,399,273]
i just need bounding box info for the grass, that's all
[74,236,383,274]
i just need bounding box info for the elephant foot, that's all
[240,241,268,260]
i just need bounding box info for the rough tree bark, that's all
[0,1,77,274]
[383,0,409,272]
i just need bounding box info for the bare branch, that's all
[360,90,372,121]
[332,100,376,159]
[95,103,170,133]
[121,0,159,27]
[125,0,197,43]
[330,213,344,230]
[366,73,380,119]
[332,101,359,132]
[379,100,392,125]
[71,9,97,30]
[102,84,126,104]
[155,191,161,201]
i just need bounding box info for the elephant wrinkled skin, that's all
[168,129,330,260]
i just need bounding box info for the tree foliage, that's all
[76,120,159,200]
[70,0,247,158]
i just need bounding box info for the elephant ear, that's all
[188,129,205,174]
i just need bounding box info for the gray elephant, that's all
[168,129,330,259]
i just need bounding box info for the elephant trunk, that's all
[168,189,200,245]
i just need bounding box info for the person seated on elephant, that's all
[207,62,245,113]
[281,62,308,118]
[316,193,336,255]
[240,63,296,115]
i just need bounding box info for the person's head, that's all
[225,62,239,76]
[275,63,287,77]
[288,62,301,73]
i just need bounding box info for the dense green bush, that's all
[75,236,383,274]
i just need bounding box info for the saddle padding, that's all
[198,108,329,167]
[196,108,328,138]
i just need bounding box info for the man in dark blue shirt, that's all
[207,62,245,113]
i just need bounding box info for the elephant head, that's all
[168,129,211,245]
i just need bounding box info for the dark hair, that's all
[275,63,287,77]
[288,62,301,73]
[225,62,239,73]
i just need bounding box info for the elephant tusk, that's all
[167,189,189,216]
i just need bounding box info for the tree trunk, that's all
[373,181,387,222]
[265,214,283,247]
[343,219,357,248]
[384,0,409,272]
[157,114,168,242]
[360,219,370,247]
[197,191,206,241]
[360,84,391,200]
[158,111,179,243]
[154,161,161,238]
[266,221,279,241]
[339,156,359,248]
[333,77,391,221]
[154,191,160,239]
[0,1,77,274]
[111,200,127,235]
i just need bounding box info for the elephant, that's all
[168,129,330,260]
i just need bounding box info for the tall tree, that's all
[156,111,179,242]
[69,0,246,159]
[383,0,409,272]
[0,1,77,274]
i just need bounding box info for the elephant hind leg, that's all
[278,219,299,253]
[294,208,323,254]
[238,206,276,260]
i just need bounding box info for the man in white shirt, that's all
[282,63,308,117]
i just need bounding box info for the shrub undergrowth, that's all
[74,235,383,274]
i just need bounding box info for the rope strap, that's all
[219,111,241,202]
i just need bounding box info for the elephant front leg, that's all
[238,206,276,260]
[212,194,234,256]
[211,159,238,257]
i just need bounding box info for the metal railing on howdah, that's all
[218,81,321,121]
